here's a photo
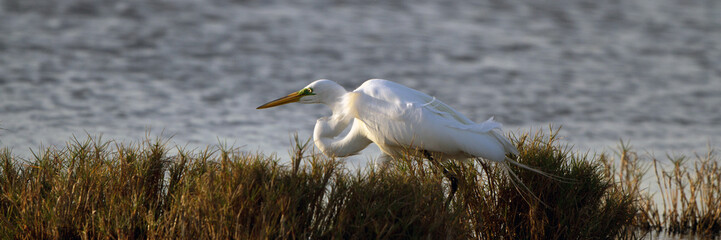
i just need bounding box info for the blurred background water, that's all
[0,0,720,166]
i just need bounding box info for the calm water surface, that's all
[1,0,720,167]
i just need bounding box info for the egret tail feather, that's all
[498,161,550,208]
[504,156,576,183]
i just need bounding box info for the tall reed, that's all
[600,141,721,238]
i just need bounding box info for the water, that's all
[1,0,720,166]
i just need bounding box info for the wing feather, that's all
[348,79,516,160]
[355,79,502,133]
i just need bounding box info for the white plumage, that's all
[257,79,519,164]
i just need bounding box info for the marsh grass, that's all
[0,129,718,239]
[601,142,721,237]
[0,135,458,239]
[455,129,638,239]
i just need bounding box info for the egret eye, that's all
[299,88,315,95]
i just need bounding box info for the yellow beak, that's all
[256,92,303,109]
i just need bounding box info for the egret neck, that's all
[311,83,372,157]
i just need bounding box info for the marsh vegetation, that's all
[1,129,719,239]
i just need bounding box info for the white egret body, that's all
[257,79,519,164]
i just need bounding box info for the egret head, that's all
[257,79,346,109]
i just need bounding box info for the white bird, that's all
[258,79,518,161]
[257,79,531,202]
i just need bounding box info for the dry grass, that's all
[456,128,638,239]
[1,129,719,239]
[0,135,458,239]
[600,141,721,238]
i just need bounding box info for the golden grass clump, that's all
[600,141,721,238]
[654,151,721,235]
[0,135,459,239]
[451,129,638,239]
[1,129,719,239]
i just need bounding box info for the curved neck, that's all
[313,118,370,158]
[319,90,355,134]
[313,118,343,157]
[312,84,371,157]
[312,84,352,155]
[313,92,375,158]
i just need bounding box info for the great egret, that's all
[257,79,528,202]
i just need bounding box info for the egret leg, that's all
[423,150,458,206]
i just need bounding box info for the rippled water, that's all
[1,0,720,165]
